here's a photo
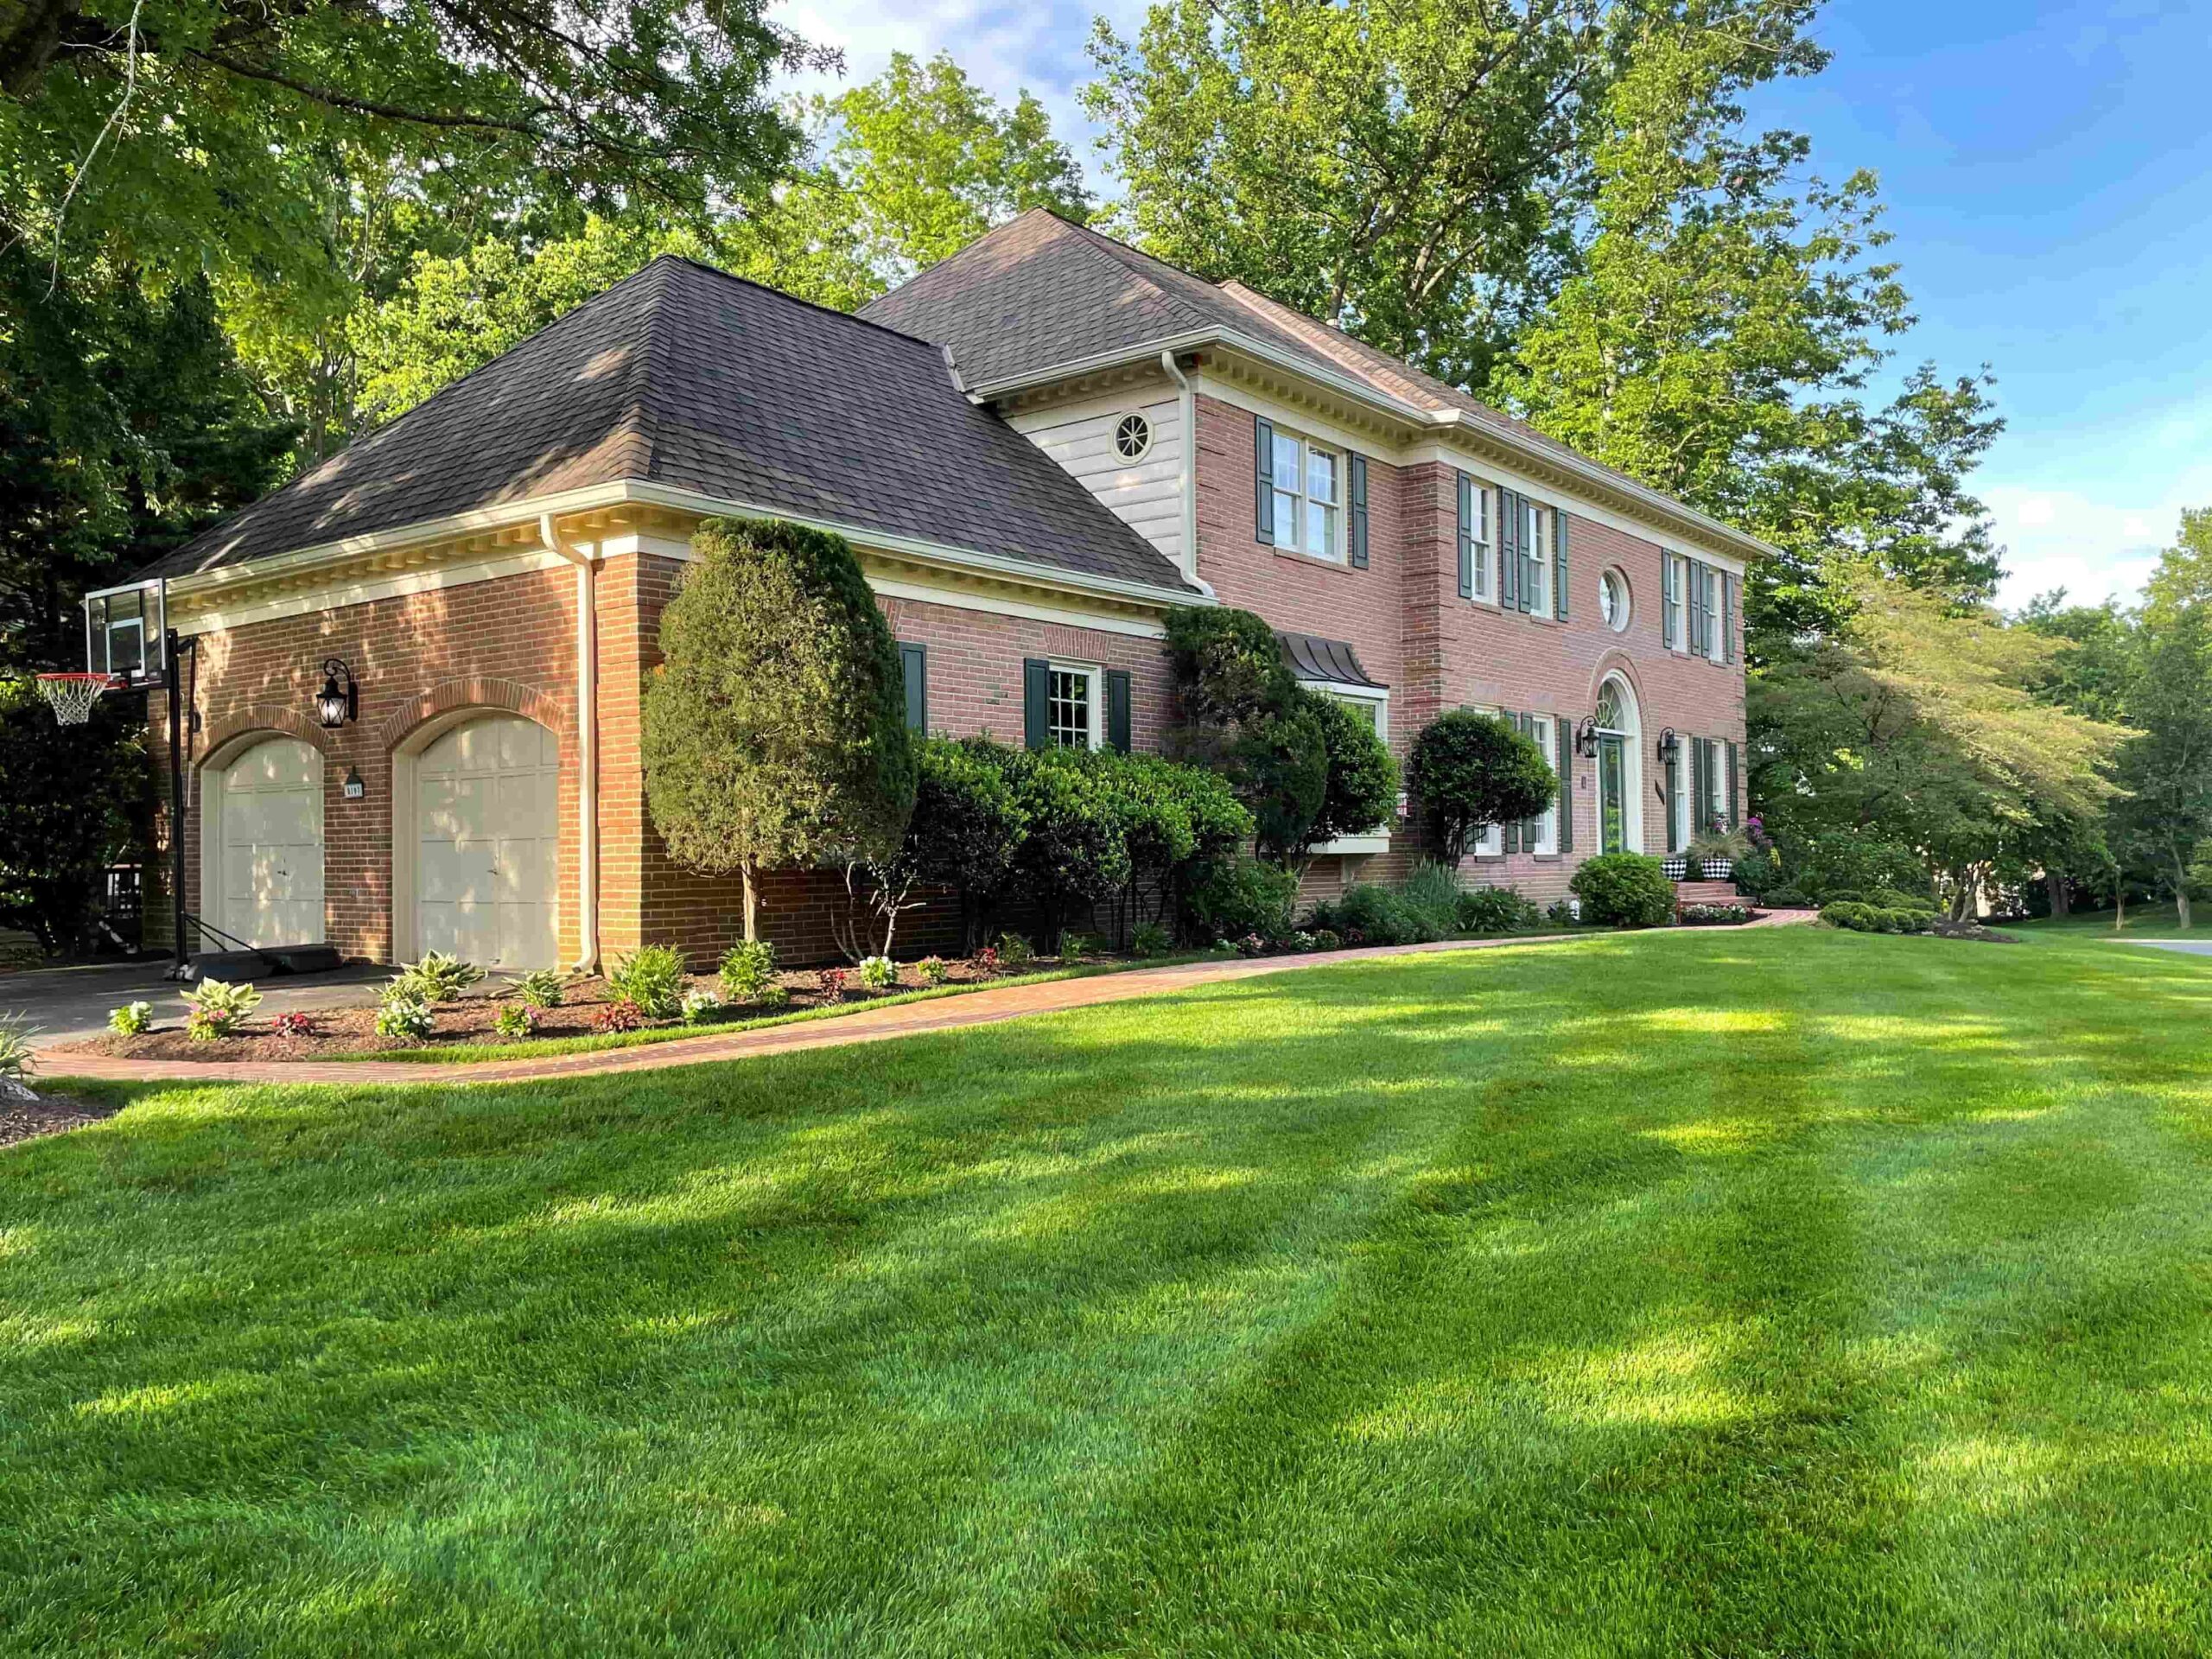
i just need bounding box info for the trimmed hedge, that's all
[1821,901,1937,935]
[1570,853,1675,929]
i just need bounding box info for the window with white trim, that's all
[1466,480,1492,601]
[1310,686,1392,848]
[1702,737,1729,832]
[1671,752,1694,849]
[1270,428,1342,561]
[1529,713,1559,855]
[1599,568,1630,632]
[1465,704,1506,857]
[1523,499,1551,615]
[1663,555,1686,651]
[1046,662,1101,750]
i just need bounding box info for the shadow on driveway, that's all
[0,961,395,1046]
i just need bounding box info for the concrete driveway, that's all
[2114,939,2212,957]
[0,961,395,1046]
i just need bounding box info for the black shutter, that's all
[1106,669,1132,754]
[1255,416,1275,544]
[1349,453,1370,569]
[1664,738,1681,854]
[1721,572,1738,665]
[1688,561,1708,656]
[1456,473,1473,599]
[1689,736,1707,840]
[899,641,926,733]
[1726,739,1739,830]
[1553,508,1569,620]
[1499,487,1519,610]
[1024,658,1050,751]
[1554,715,1573,853]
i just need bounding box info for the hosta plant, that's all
[181,978,261,1040]
[855,955,896,989]
[374,997,434,1041]
[391,951,484,1005]
[608,945,685,1019]
[0,1014,35,1092]
[516,969,567,1010]
[107,1001,154,1036]
[1128,923,1173,959]
[995,933,1036,969]
[916,956,949,985]
[718,939,781,1004]
[680,987,724,1026]
[492,1003,540,1039]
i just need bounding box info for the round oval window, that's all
[1114,412,1152,461]
[1599,568,1630,631]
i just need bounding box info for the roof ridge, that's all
[1039,214,1240,335]
[650,252,953,354]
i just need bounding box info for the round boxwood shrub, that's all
[1182,853,1298,944]
[1570,853,1675,928]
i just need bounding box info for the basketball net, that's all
[34,672,120,726]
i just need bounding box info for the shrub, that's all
[107,1000,154,1036]
[1546,899,1579,927]
[1797,833,1932,906]
[976,945,1001,976]
[1764,887,1814,909]
[374,997,434,1040]
[607,944,686,1019]
[679,987,724,1026]
[1182,854,1298,943]
[1236,931,1268,957]
[1869,885,1929,911]
[904,736,1031,950]
[591,998,645,1033]
[270,1011,318,1038]
[643,517,917,943]
[1394,862,1466,939]
[1059,933,1099,959]
[1570,854,1675,928]
[856,955,897,989]
[1310,928,1343,951]
[516,969,567,1010]
[1406,710,1555,861]
[181,978,261,1039]
[719,939,782,1004]
[818,967,849,1000]
[1302,688,1400,850]
[391,950,483,1005]
[1457,885,1542,935]
[995,932,1036,969]
[1821,901,1936,935]
[1165,605,1297,724]
[0,1014,35,1090]
[1008,749,1131,950]
[1128,922,1173,959]
[1333,883,1439,947]
[917,955,950,985]
[493,1003,539,1039]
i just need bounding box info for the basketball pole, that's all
[162,628,199,983]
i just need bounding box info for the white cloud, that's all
[1981,481,2196,610]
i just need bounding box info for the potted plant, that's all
[1686,819,1751,881]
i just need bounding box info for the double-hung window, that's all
[1522,500,1551,617]
[1529,713,1558,854]
[1663,556,1685,651]
[1269,428,1342,561]
[1704,739,1730,832]
[1046,662,1102,750]
[1462,705,1555,855]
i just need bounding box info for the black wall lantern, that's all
[1573,715,1599,759]
[1656,727,1680,766]
[315,658,358,729]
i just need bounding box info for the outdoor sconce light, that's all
[1573,715,1599,759]
[315,658,358,729]
[1656,727,1681,766]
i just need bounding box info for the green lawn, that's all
[6,928,2212,1656]
[2002,900,2212,939]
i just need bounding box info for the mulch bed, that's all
[53,957,1048,1065]
[1,1090,118,1147]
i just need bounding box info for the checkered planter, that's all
[1662,856,1689,880]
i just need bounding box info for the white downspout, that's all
[1160,349,1204,588]
[540,512,601,974]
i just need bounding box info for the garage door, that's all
[217,738,325,948]
[416,716,561,971]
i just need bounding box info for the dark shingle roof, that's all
[146,257,1199,594]
[862,210,1719,527]
[1277,631,1384,690]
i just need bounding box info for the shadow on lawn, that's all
[5,930,2212,1653]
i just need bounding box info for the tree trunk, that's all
[2046,873,2070,918]
[2175,855,2193,932]
[2115,888,2126,931]
[741,862,758,943]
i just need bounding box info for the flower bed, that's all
[1676,901,1756,926]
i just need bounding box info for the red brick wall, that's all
[1191,393,1748,908]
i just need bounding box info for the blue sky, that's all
[781,0,2212,609]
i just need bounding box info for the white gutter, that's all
[1160,349,1201,586]
[539,512,601,975]
[971,329,1781,567]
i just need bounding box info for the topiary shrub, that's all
[1457,885,1542,934]
[1182,854,1298,943]
[1570,854,1675,928]
[1406,710,1555,861]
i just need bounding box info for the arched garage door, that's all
[211,738,325,948]
[414,715,561,972]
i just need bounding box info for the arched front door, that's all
[1595,677,1643,855]
[209,737,326,947]
[413,715,561,971]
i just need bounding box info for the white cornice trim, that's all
[162,479,1213,619]
[970,328,1779,567]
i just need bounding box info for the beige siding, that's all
[1009,396,1185,568]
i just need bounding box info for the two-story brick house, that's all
[90,209,1764,972]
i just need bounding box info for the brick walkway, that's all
[35,912,1817,1090]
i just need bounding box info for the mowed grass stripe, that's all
[1,930,2209,1655]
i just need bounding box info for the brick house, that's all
[88,209,1763,971]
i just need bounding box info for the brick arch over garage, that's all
[374,676,573,756]
[198,703,337,771]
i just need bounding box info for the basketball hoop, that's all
[35,672,121,726]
